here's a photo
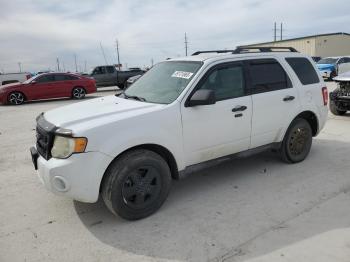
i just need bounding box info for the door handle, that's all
[283,95,295,102]
[232,105,247,112]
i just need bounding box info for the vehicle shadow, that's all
[74,138,350,262]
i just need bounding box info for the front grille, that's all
[35,114,56,160]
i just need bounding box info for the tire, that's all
[101,149,172,220]
[330,101,346,116]
[72,87,86,99]
[8,91,25,105]
[280,118,313,163]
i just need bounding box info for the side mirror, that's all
[186,89,216,107]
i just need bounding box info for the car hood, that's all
[0,82,22,90]
[333,71,350,82]
[317,63,335,70]
[44,95,163,129]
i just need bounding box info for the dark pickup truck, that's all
[90,65,144,89]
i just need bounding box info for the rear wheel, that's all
[330,101,346,115]
[8,92,25,105]
[72,87,86,99]
[280,118,313,163]
[102,149,172,220]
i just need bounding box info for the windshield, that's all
[23,74,40,84]
[317,58,338,64]
[124,61,202,104]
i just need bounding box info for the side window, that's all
[106,66,115,73]
[338,58,345,64]
[344,57,350,63]
[248,59,290,94]
[36,75,54,83]
[285,57,320,85]
[92,67,106,75]
[197,64,245,101]
[54,74,66,81]
[65,75,79,80]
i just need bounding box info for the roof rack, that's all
[233,46,298,53]
[192,50,237,56]
[192,46,298,56]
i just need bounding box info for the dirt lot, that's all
[1,83,350,262]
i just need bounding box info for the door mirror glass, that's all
[187,89,216,107]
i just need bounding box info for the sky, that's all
[0,0,350,73]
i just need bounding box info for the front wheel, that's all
[280,118,313,163]
[101,149,172,220]
[72,87,86,99]
[330,101,346,116]
[8,92,25,105]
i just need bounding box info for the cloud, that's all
[0,0,349,72]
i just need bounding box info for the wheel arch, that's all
[292,110,319,136]
[99,143,180,192]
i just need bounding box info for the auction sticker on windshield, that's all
[172,71,194,79]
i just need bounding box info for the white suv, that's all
[30,47,328,220]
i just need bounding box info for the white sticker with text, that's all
[171,71,194,79]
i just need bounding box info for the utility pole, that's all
[100,42,108,65]
[56,57,60,72]
[74,54,78,72]
[18,62,22,73]
[274,22,277,41]
[184,32,188,56]
[280,23,283,41]
[116,39,121,70]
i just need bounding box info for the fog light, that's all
[52,176,69,192]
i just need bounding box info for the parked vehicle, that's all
[30,47,328,220]
[330,72,350,115]
[125,74,142,88]
[0,72,32,86]
[90,65,144,89]
[312,56,322,63]
[316,56,350,80]
[0,72,96,105]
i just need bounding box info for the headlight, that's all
[51,136,87,159]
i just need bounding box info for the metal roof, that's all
[245,32,350,46]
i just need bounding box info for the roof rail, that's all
[233,46,298,53]
[192,46,298,56]
[192,50,237,56]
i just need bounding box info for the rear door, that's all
[181,61,253,166]
[247,58,300,148]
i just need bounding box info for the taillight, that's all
[26,74,31,80]
[322,86,328,106]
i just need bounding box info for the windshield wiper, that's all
[116,92,146,102]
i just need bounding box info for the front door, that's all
[181,62,253,166]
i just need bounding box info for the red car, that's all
[0,73,96,105]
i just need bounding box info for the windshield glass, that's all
[317,58,338,64]
[23,74,40,84]
[124,61,202,104]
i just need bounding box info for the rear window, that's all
[248,59,291,94]
[286,58,320,85]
